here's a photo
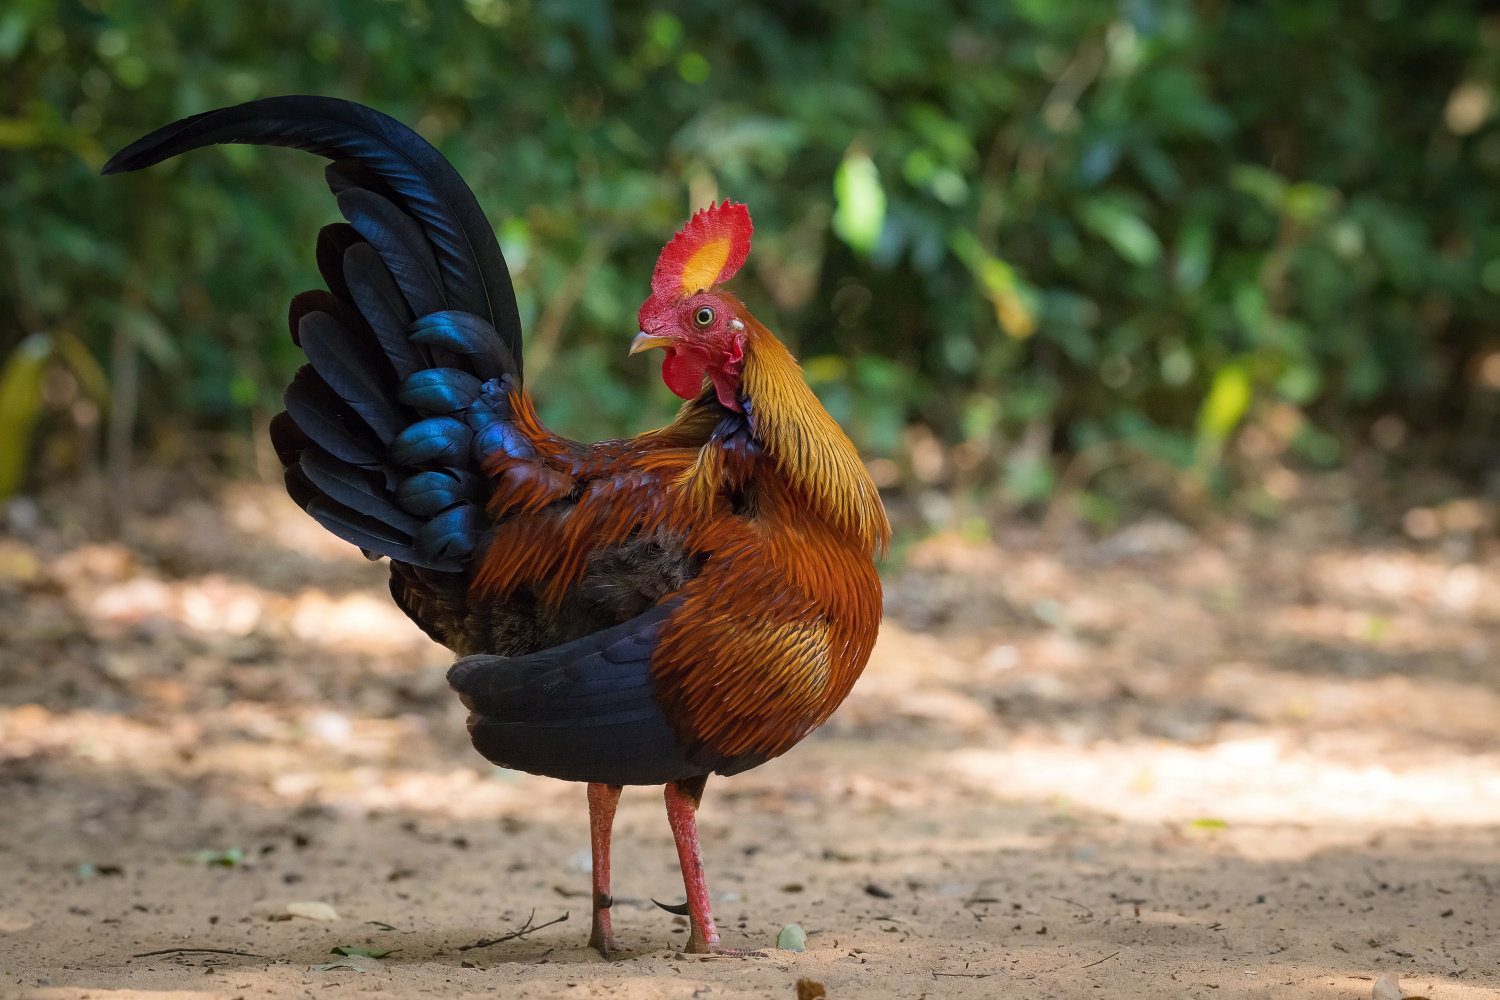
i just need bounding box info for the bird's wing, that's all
[445,599,763,784]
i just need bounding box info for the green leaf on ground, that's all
[189,848,243,867]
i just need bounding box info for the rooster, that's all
[104,97,889,956]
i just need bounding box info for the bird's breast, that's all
[647,474,882,762]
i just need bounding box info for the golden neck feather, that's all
[733,307,891,556]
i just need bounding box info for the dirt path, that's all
[1,484,1498,998]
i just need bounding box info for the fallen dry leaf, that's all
[0,910,35,933]
[283,901,340,922]
[796,978,827,1000]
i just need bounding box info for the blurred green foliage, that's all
[4,0,1500,508]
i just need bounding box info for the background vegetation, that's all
[6,0,1500,531]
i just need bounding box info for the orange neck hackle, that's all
[729,301,891,557]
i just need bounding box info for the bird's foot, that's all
[588,929,618,959]
[589,900,620,959]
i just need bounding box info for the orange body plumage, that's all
[475,300,889,763]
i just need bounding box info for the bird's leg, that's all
[664,776,721,953]
[586,782,623,958]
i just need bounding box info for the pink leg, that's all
[587,782,622,957]
[664,777,720,953]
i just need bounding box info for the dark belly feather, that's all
[390,528,705,659]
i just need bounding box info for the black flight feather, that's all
[446,600,761,785]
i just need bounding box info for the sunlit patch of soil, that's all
[0,485,1497,997]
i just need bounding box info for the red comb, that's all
[650,200,753,301]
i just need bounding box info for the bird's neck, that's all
[734,311,891,556]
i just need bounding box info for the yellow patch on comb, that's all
[680,236,732,294]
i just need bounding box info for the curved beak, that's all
[629,331,676,355]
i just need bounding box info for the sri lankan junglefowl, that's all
[104,97,889,956]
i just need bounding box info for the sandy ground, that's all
[1,481,1498,999]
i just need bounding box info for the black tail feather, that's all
[288,289,368,354]
[283,366,385,468]
[396,469,486,517]
[336,187,447,318]
[410,311,517,382]
[314,222,364,303]
[101,95,522,367]
[389,415,473,466]
[297,310,405,444]
[269,410,311,468]
[283,462,321,511]
[343,242,426,378]
[306,495,424,566]
[396,368,483,413]
[106,97,522,574]
[299,443,422,535]
[414,503,485,563]
[325,159,403,208]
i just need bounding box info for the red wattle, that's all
[708,369,744,412]
[661,347,710,400]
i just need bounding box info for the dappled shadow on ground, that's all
[1,483,1498,998]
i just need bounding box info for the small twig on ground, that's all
[1081,951,1120,969]
[132,947,270,959]
[1050,896,1095,918]
[457,909,569,951]
[364,921,399,932]
[932,972,993,979]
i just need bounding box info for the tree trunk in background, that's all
[74,396,102,539]
[106,326,137,535]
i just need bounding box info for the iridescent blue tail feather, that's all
[102,96,522,573]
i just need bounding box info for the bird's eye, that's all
[692,306,716,328]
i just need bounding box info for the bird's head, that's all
[633,200,754,412]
